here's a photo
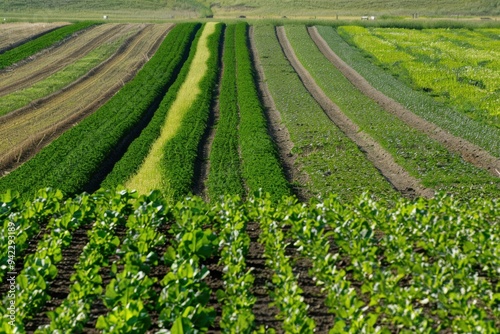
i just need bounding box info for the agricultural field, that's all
[0,18,499,333]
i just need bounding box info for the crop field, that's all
[0,20,499,333]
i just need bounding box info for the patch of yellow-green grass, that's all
[126,22,217,195]
[0,36,126,117]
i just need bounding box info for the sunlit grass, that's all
[126,22,216,195]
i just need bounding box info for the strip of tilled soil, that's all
[308,26,500,179]
[248,26,310,202]
[24,222,93,333]
[276,26,434,199]
[0,24,173,176]
[192,26,225,201]
[0,24,127,97]
[0,23,68,54]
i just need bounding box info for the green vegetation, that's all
[0,34,125,116]
[253,24,395,201]
[235,22,290,201]
[206,24,246,200]
[338,26,500,128]
[0,21,97,70]
[1,188,498,332]
[318,25,500,159]
[284,24,499,198]
[0,23,199,199]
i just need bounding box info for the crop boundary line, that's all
[276,26,434,199]
[308,26,500,178]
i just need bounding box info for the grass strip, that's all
[126,23,222,200]
[0,23,199,200]
[0,21,98,70]
[317,25,500,159]
[285,25,499,198]
[235,22,290,201]
[206,24,246,201]
[253,24,395,201]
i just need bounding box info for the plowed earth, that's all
[0,22,68,53]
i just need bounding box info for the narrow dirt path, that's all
[276,26,434,199]
[0,24,127,97]
[0,24,173,175]
[309,26,500,179]
[248,26,310,202]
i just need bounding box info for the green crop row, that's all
[160,23,223,201]
[0,23,200,200]
[235,22,290,201]
[101,25,203,189]
[252,24,395,201]
[206,24,246,200]
[319,26,500,156]
[284,25,499,198]
[0,21,98,70]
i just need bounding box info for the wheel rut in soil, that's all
[276,26,434,199]
[308,26,500,179]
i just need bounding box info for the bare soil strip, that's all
[0,22,68,53]
[0,24,128,97]
[308,26,500,178]
[0,24,173,175]
[248,26,310,202]
[276,26,434,199]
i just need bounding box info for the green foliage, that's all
[0,21,97,70]
[235,22,290,201]
[284,24,500,198]
[0,23,200,200]
[252,24,395,201]
[206,24,246,200]
[160,23,223,201]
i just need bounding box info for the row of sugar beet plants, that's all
[0,191,97,331]
[0,188,64,283]
[234,22,290,201]
[284,25,500,198]
[0,23,199,200]
[36,189,135,333]
[325,25,500,156]
[0,21,98,70]
[206,24,246,200]
[252,24,395,201]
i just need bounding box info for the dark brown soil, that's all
[276,26,434,199]
[308,26,500,179]
[248,26,311,202]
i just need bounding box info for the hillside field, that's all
[0,17,499,333]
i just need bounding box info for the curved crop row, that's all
[235,22,290,201]
[206,24,246,200]
[125,22,222,200]
[0,21,97,70]
[284,25,499,198]
[0,23,199,200]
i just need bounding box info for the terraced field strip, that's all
[0,23,126,97]
[126,23,218,196]
[315,26,500,162]
[0,22,68,53]
[252,24,396,201]
[283,25,499,198]
[276,26,432,199]
[0,24,172,174]
[309,26,500,179]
